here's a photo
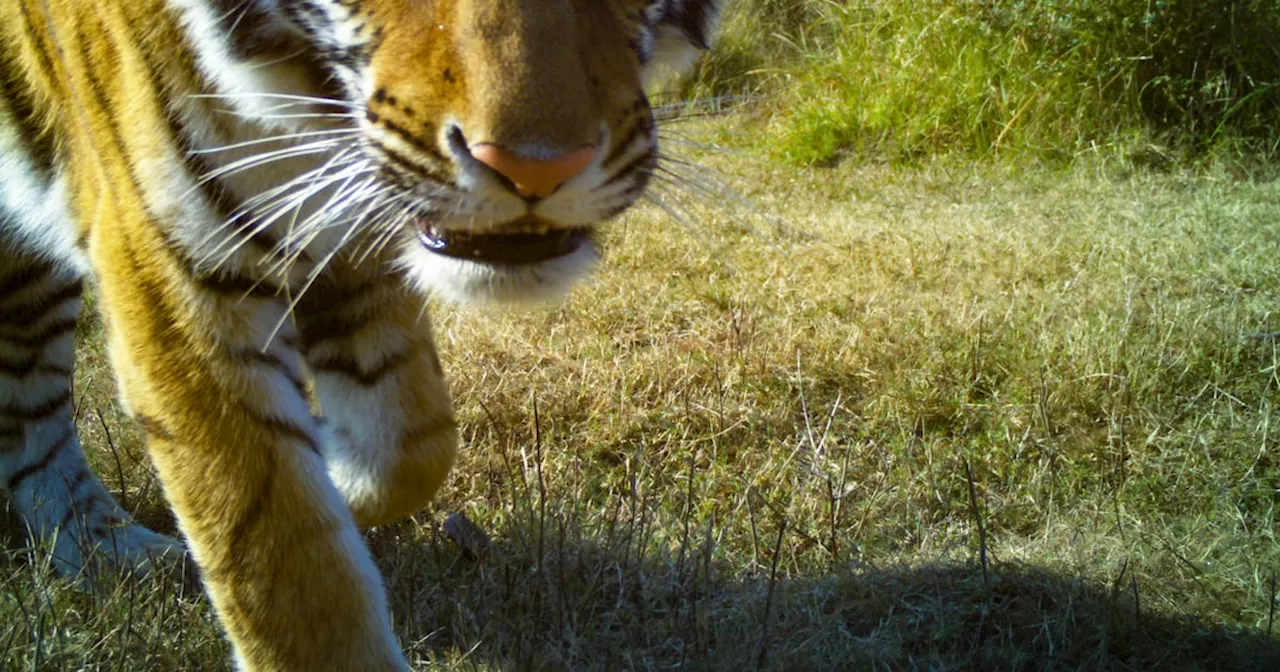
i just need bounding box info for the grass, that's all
[3,119,1279,668]
[694,0,1280,165]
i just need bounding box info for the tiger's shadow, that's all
[2,495,1277,669]
[370,512,1280,671]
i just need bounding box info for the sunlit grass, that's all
[4,129,1278,668]
[694,0,1280,165]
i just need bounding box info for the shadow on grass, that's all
[1,503,1276,670]
[371,514,1280,672]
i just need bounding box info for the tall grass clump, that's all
[704,0,1280,164]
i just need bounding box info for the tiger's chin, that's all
[399,220,601,306]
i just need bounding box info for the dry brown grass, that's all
[4,125,1279,669]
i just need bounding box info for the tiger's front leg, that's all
[295,272,458,529]
[93,228,409,670]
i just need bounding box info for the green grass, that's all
[3,125,1279,668]
[694,0,1280,165]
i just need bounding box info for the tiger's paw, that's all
[34,494,188,584]
[53,519,187,583]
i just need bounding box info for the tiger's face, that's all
[208,0,723,304]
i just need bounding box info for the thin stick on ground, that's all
[963,456,990,590]
[94,407,128,512]
[756,516,787,672]
[1269,571,1276,637]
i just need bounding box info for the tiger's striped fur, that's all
[0,0,723,668]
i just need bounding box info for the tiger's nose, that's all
[469,143,597,199]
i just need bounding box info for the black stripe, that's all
[54,467,95,534]
[217,452,276,579]
[0,44,58,178]
[371,139,453,187]
[248,227,298,261]
[78,6,256,281]
[370,113,450,166]
[310,350,408,387]
[0,262,52,297]
[131,46,308,287]
[658,0,719,50]
[238,401,320,455]
[298,313,366,347]
[13,1,58,83]
[0,354,71,378]
[120,239,316,454]
[195,268,284,298]
[76,25,133,175]
[0,279,83,325]
[321,43,371,74]
[313,279,378,308]
[175,155,308,266]
[77,13,246,295]
[134,42,239,225]
[604,121,642,169]
[172,134,239,222]
[603,147,657,189]
[296,280,381,346]
[57,491,104,533]
[60,466,92,497]
[232,348,309,399]
[153,228,286,299]
[133,413,175,442]
[6,423,74,491]
[0,388,71,421]
[0,317,78,349]
[206,0,285,61]
[120,235,314,463]
[73,17,167,240]
[601,178,652,220]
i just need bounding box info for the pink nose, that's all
[469,143,597,199]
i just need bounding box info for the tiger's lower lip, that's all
[418,224,592,265]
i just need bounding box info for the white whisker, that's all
[189,128,360,156]
[190,139,341,190]
[243,49,314,71]
[221,163,375,261]
[264,178,391,343]
[217,111,362,122]
[198,151,371,270]
[188,92,359,109]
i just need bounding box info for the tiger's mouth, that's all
[418,218,594,265]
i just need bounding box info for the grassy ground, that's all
[4,121,1280,669]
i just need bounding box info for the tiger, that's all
[0,0,725,668]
